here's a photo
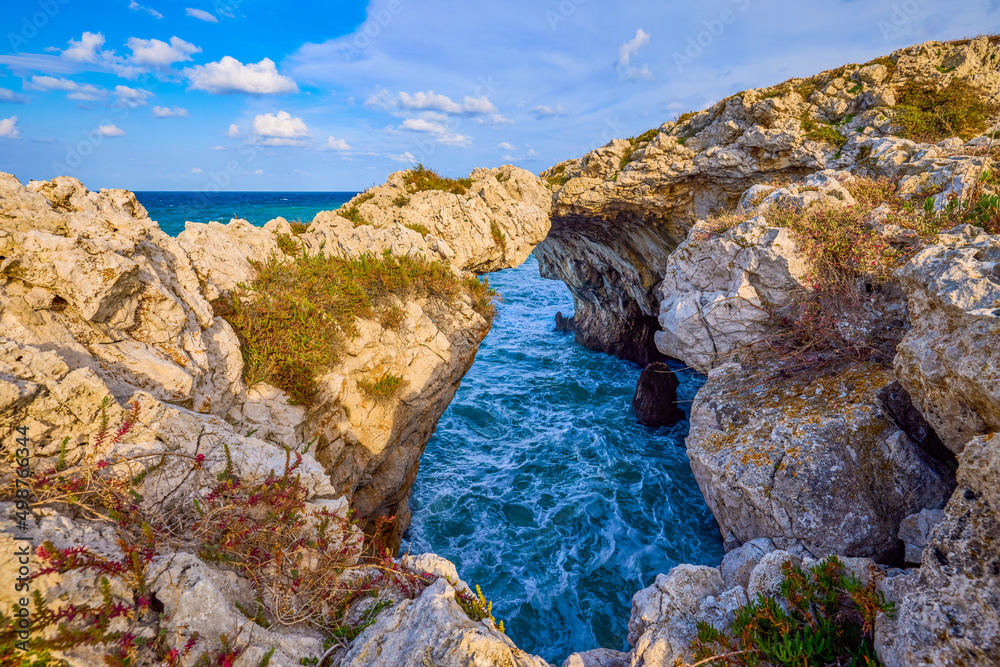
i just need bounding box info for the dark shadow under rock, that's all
[879,381,958,470]
[632,362,685,427]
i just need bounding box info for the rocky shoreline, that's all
[2,35,1000,667]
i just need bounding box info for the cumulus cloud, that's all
[0,116,20,139]
[498,141,516,151]
[227,124,240,137]
[252,111,310,146]
[152,105,188,118]
[97,124,126,137]
[129,1,164,19]
[399,116,470,147]
[322,136,351,151]
[28,76,106,101]
[0,89,28,104]
[58,32,140,78]
[529,104,568,119]
[186,8,219,22]
[191,167,203,173]
[127,36,201,68]
[114,85,153,108]
[184,57,298,94]
[372,90,500,117]
[617,28,650,69]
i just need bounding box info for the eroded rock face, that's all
[536,37,1000,364]
[893,224,1000,455]
[334,578,553,667]
[687,361,955,559]
[303,165,551,275]
[876,433,1000,666]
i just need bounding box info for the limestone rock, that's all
[893,224,1000,454]
[626,565,746,666]
[897,507,946,565]
[302,165,551,275]
[654,214,810,373]
[335,578,552,667]
[560,648,629,667]
[876,433,1000,666]
[719,537,776,589]
[687,361,955,559]
[632,362,684,427]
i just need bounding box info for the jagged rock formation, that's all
[893,223,1000,454]
[0,167,552,665]
[536,36,1000,364]
[631,361,684,426]
[303,165,551,275]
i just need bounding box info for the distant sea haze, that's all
[136,191,359,237]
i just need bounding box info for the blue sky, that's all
[0,0,997,191]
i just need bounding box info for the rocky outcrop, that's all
[536,37,1000,364]
[893,224,1000,455]
[876,433,1000,666]
[302,165,551,275]
[687,361,955,559]
[334,578,552,667]
[631,362,684,426]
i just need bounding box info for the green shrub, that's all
[339,205,370,227]
[490,221,507,253]
[392,193,410,207]
[275,233,299,256]
[690,556,894,666]
[214,249,487,404]
[454,584,505,635]
[894,79,998,142]
[800,115,848,150]
[403,164,472,195]
[289,220,310,235]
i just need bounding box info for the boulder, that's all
[897,507,946,565]
[632,362,684,427]
[687,361,955,559]
[560,648,629,667]
[893,224,1000,454]
[336,578,552,667]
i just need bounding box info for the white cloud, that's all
[399,91,463,113]
[227,123,240,137]
[209,145,226,150]
[186,8,219,22]
[388,152,417,163]
[323,136,351,151]
[129,1,164,19]
[184,57,298,94]
[0,89,28,104]
[152,105,188,118]
[0,116,20,139]
[253,169,263,174]
[617,28,650,69]
[252,111,310,146]
[498,142,516,151]
[625,64,654,81]
[127,36,201,68]
[375,90,500,117]
[530,104,568,119]
[28,76,105,101]
[399,117,470,147]
[58,32,140,78]
[114,85,153,108]
[61,31,106,63]
[97,124,126,137]
[191,167,203,173]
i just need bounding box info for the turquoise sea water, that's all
[135,191,357,237]
[138,193,725,663]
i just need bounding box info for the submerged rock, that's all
[632,361,684,427]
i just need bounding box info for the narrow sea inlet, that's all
[139,193,725,663]
[403,256,724,662]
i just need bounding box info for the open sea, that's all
[138,192,724,663]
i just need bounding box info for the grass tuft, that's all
[894,79,998,142]
[357,373,404,403]
[404,222,430,237]
[403,164,472,195]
